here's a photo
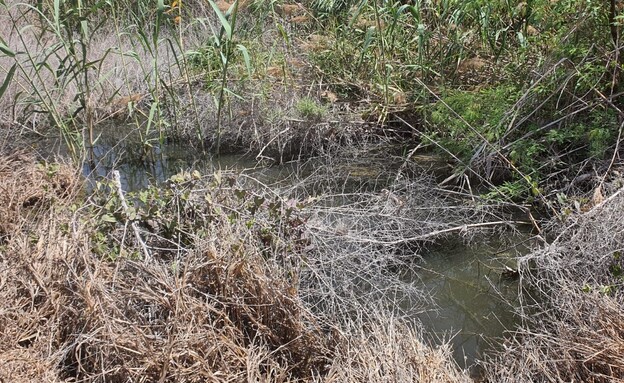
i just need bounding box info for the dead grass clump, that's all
[0,150,80,242]
[0,216,330,382]
[485,187,624,382]
[325,316,471,383]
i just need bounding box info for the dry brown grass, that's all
[0,153,470,382]
[0,152,329,382]
[325,319,471,383]
[0,149,80,242]
[485,187,624,383]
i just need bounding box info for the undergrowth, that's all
[0,151,483,382]
[2,0,624,381]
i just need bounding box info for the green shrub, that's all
[427,85,521,159]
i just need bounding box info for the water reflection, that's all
[74,124,262,191]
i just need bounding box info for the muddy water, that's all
[38,123,530,371]
[414,235,530,368]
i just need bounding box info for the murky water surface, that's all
[414,236,530,368]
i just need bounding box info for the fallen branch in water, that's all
[310,220,530,246]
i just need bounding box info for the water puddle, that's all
[413,235,532,369]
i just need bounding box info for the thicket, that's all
[484,187,624,382]
[306,0,623,205]
[2,0,624,381]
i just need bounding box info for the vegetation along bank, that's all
[1,0,624,381]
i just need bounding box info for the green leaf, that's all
[277,22,289,45]
[223,87,244,101]
[0,39,15,57]
[100,214,117,223]
[126,207,138,221]
[234,189,246,199]
[208,0,232,39]
[53,0,61,31]
[237,44,251,76]
[358,27,375,67]
[145,101,159,136]
[0,63,16,100]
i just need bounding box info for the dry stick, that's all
[255,126,290,161]
[112,170,151,261]
[312,220,527,246]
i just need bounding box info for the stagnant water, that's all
[415,236,530,369]
[36,123,534,371]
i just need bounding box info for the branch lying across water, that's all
[309,220,530,245]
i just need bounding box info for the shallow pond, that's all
[36,123,532,372]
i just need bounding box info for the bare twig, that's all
[112,170,151,261]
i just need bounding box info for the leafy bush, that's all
[426,85,521,159]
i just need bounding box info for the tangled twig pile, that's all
[486,187,624,382]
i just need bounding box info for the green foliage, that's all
[584,109,617,157]
[581,251,624,296]
[89,170,310,260]
[312,0,353,15]
[296,97,327,121]
[483,179,531,201]
[427,85,520,158]
[1,0,622,207]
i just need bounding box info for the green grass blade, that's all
[277,23,289,45]
[0,38,15,57]
[237,44,251,76]
[145,101,159,136]
[53,0,61,31]
[0,63,16,100]
[224,87,244,101]
[208,0,232,39]
[358,27,375,67]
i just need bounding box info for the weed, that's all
[296,96,326,121]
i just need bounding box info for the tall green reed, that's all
[1,0,114,161]
[207,0,243,154]
[0,0,218,163]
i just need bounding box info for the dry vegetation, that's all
[4,148,622,383]
[484,186,624,382]
[3,0,624,381]
[0,152,475,382]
